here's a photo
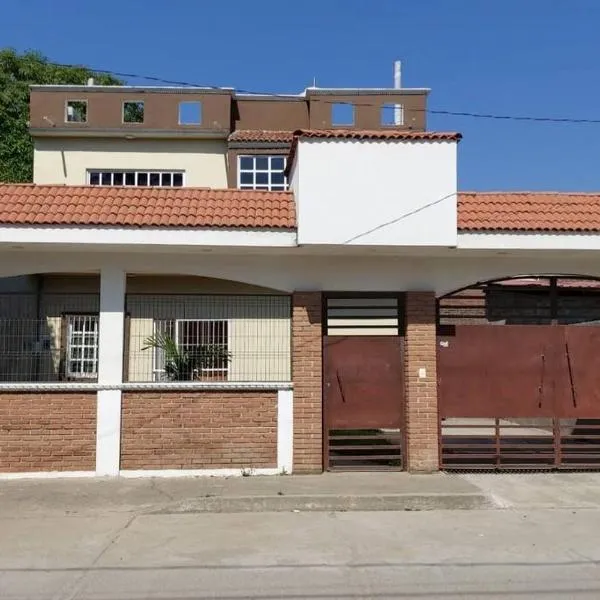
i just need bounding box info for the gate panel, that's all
[324,336,404,470]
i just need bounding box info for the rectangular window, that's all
[381,103,404,126]
[88,170,185,187]
[65,314,99,379]
[123,101,144,123]
[237,155,288,191]
[178,101,202,125]
[66,100,87,123]
[331,102,354,126]
[153,319,229,381]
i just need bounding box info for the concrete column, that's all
[96,267,126,476]
[404,291,439,472]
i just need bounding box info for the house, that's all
[0,80,599,478]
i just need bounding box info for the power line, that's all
[47,61,600,125]
[343,192,457,244]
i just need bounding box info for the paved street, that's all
[1,474,600,599]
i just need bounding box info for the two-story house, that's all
[0,79,600,478]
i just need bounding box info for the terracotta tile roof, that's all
[292,129,462,142]
[0,184,295,230]
[458,191,600,232]
[228,130,294,144]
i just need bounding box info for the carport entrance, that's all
[323,295,405,471]
[438,276,600,471]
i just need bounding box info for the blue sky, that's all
[3,0,600,191]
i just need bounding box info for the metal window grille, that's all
[238,155,288,191]
[127,294,291,383]
[88,170,184,187]
[65,314,99,379]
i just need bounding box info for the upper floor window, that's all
[238,155,287,191]
[88,170,184,187]
[66,100,87,123]
[123,101,145,124]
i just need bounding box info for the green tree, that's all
[0,49,122,183]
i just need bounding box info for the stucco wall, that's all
[293,138,457,246]
[33,137,228,188]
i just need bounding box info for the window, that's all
[179,101,202,125]
[153,319,229,381]
[123,101,144,123]
[88,170,184,187]
[381,103,404,126]
[66,100,87,123]
[65,314,99,379]
[331,102,354,126]
[238,155,287,191]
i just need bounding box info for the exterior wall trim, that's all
[0,471,96,480]
[458,232,600,251]
[0,226,297,248]
[120,468,280,478]
[0,382,293,392]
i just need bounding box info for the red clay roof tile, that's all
[292,129,462,141]
[458,192,600,232]
[228,130,294,143]
[0,185,295,230]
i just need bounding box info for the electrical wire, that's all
[46,61,600,125]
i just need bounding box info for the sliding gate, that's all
[438,277,600,470]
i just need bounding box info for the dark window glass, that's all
[271,172,285,185]
[255,156,269,170]
[89,172,100,185]
[149,173,160,186]
[101,172,112,185]
[256,172,269,185]
[239,156,254,170]
[113,172,123,185]
[271,157,285,170]
[173,173,183,187]
[271,185,285,191]
[125,172,135,186]
[161,173,172,186]
[240,172,253,185]
[137,172,148,186]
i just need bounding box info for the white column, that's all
[96,267,126,476]
[277,389,294,473]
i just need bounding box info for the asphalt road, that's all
[2,508,600,599]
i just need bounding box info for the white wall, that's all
[33,138,228,188]
[4,249,600,297]
[293,139,458,246]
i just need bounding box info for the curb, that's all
[153,493,492,514]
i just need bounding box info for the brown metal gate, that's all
[438,277,600,471]
[323,295,405,470]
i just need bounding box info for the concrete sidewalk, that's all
[0,472,491,516]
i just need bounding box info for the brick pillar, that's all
[404,292,439,472]
[292,292,323,473]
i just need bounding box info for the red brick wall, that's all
[120,391,277,470]
[292,292,323,473]
[404,292,439,472]
[0,393,96,472]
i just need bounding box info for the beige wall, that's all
[33,138,228,188]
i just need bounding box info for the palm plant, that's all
[143,332,231,381]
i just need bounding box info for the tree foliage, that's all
[0,49,122,183]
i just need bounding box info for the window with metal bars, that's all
[65,314,99,379]
[152,319,229,382]
[237,155,287,191]
[88,170,184,187]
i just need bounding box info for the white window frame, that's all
[152,318,229,382]
[237,155,288,191]
[87,170,185,187]
[65,314,99,380]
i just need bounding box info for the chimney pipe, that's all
[393,61,403,126]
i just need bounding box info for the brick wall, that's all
[120,391,277,470]
[404,292,439,472]
[292,292,323,473]
[0,393,96,472]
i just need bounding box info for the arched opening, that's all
[437,275,600,471]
